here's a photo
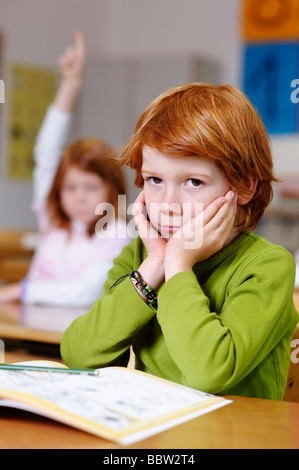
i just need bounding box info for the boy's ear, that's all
[237,177,258,206]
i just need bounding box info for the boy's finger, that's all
[132,192,145,215]
[134,212,156,239]
[203,191,237,225]
[224,191,238,209]
[135,190,145,204]
[132,191,145,217]
[132,201,144,218]
[133,212,145,230]
[202,196,226,226]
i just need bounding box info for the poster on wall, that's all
[243,42,299,134]
[242,0,299,135]
[8,64,56,179]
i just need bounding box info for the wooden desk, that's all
[0,395,298,449]
[0,303,87,345]
[0,230,37,282]
[0,230,37,258]
[0,303,87,363]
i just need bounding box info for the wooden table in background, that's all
[0,302,87,363]
[0,230,36,283]
[0,302,87,345]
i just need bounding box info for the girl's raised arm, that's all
[32,31,85,213]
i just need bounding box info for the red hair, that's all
[47,138,126,236]
[120,83,278,231]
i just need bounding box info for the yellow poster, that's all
[8,64,56,179]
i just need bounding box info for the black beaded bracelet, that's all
[109,270,158,308]
[130,271,157,306]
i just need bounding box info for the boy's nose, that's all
[159,187,182,212]
[159,201,182,215]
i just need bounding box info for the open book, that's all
[0,361,231,445]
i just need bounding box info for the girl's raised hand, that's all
[58,30,85,82]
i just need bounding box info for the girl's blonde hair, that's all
[48,138,126,236]
[120,83,278,231]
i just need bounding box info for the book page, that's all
[0,363,231,444]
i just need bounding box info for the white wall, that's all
[0,0,298,228]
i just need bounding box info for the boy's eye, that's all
[186,178,202,187]
[148,177,162,185]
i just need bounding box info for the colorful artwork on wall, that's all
[242,0,299,134]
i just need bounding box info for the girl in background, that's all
[0,31,130,306]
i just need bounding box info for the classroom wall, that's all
[0,0,298,229]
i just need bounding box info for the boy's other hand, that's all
[164,191,238,279]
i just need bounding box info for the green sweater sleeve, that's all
[60,240,156,369]
[157,246,298,394]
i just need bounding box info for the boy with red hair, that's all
[61,83,298,399]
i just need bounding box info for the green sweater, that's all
[61,231,299,400]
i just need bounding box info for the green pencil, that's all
[0,363,99,376]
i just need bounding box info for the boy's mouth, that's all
[159,225,180,233]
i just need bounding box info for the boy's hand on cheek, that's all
[132,191,166,290]
[133,191,167,262]
[164,191,238,280]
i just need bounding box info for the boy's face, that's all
[141,146,232,239]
